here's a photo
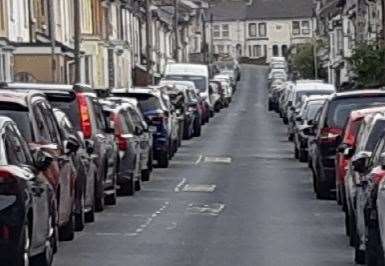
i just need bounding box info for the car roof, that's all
[295,83,335,91]
[0,82,92,92]
[349,106,385,121]
[0,90,45,107]
[329,90,385,101]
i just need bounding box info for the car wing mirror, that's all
[337,143,348,153]
[343,147,355,159]
[134,127,143,136]
[64,135,80,154]
[33,150,54,171]
[295,115,302,122]
[351,151,372,174]
[85,139,94,154]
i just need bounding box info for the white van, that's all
[164,63,211,107]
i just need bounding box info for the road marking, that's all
[204,156,232,164]
[174,178,187,192]
[182,184,216,192]
[195,154,203,164]
[187,203,225,216]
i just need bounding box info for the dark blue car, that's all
[112,88,172,168]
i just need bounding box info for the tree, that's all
[349,41,385,87]
[289,42,325,80]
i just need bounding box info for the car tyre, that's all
[119,176,135,196]
[59,213,74,241]
[194,121,202,137]
[74,204,85,232]
[135,179,141,191]
[141,169,151,182]
[294,146,299,159]
[105,190,117,206]
[85,205,95,223]
[158,151,169,168]
[15,223,30,266]
[366,219,385,266]
[298,149,307,162]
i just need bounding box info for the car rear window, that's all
[165,75,207,92]
[365,120,385,151]
[0,103,33,141]
[326,96,385,128]
[305,102,323,120]
[134,95,163,113]
[49,98,81,131]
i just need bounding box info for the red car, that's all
[336,106,385,209]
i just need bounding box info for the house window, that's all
[259,23,266,37]
[222,24,229,38]
[302,21,310,35]
[213,25,220,38]
[273,45,279,56]
[292,21,300,35]
[0,0,5,32]
[249,23,257,37]
[253,45,262,57]
[84,55,93,85]
[217,45,224,53]
[337,28,343,54]
[282,45,288,56]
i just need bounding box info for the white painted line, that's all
[174,178,187,192]
[125,233,138,237]
[204,156,232,164]
[195,154,203,165]
[96,233,120,236]
[182,184,216,192]
[136,228,143,233]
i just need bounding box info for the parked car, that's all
[279,81,295,124]
[286,81,335,141]
[112,88,172,168]
[209,81,223,112]
[309,90,385,199]
[293,96,327,162]
[0,89,77,241]
[0,116,57,266]
[345,112,385,263]
[164,63,212,122]
[0,83,118,213]
[101,100,141,196]
[159,80,203,135]
[213,74,233,103]
[53,108,95,230]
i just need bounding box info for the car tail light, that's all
[77,93,92,139]
[148,114,168,125]
[320,127,342,143]
[116,136,128,151]
[0,170,16,184]
[0,226,11,240]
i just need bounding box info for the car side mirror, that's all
[295,115,302,122]
[134,127,143,136]
[343,147,355,159]
[33,150,54,171]
[337,143,348,153]
[85,139,94,154]
[352,151,372,174]
[64,135,80,154]
[302,126,315,136]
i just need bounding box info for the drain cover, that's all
[204,157,232,164]
[182,184,216,192]
[187,203,225,216]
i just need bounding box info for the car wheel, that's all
[74,197,85,232]
[344,209,351,237]
[141,169,151,182]
[105,190,117,206]
[349,214,358,247]
[294,146,299,159]
[194,121,202,137]
[288,133,293,142]
[283,117,288,124]
[84,204,95,223]
[316,180,330,200]
[354,245,365,264]
[366,219,385,266]
[94,187,104,212]
[268,101,273,111]
[135,179,141,191]
[59,212,74,241]
[31,215,55,266]
[158,151,169,168]
[298,149,307,162]
[119,175,135,196]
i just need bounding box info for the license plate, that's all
[149,126,157,133]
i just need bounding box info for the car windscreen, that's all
[49,98,81,131]
[0,103,33,141]
[165,75,207,92]
[133,95,163,113]
[327,96,385,128]
[365,120,385,151]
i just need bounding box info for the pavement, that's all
[55,64,354,266]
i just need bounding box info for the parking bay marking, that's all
[187,203,225,216]
[204,156,232,164]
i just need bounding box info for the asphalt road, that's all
[55,65,354,266]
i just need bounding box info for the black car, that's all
[0,116,57,266]
[310,90,385,199]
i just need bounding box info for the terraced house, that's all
[206,0,314,62]
[0,0,208,88]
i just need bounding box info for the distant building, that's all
[206,0,314,62]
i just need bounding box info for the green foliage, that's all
[349,42,385,87]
